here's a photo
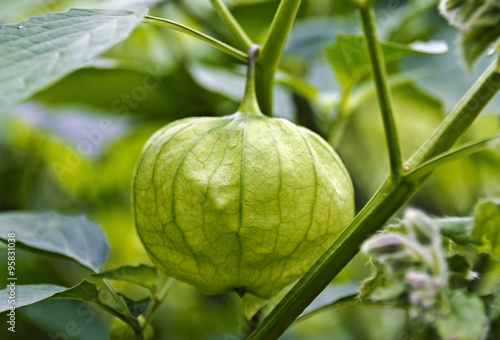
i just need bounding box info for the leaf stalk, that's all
[143,15,247,62]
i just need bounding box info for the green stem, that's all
[359,6,403,180]
[101,280,142,334]
[142,277,174,328]
[247,177,423,340]
[407,60,500,168]
[407,133,500,182]
[210,0,253,49]
[239,45,262,115]
[255,0,302,116]
[143,15,248,62]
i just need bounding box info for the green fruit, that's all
[108,318,153,340]
[133,46,354,299]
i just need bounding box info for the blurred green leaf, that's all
[91,265,159,293]
[35,66,224,119]
[435,216,474,245]
[118,294,151,317]
[187,62,296,120]
[0,8,146,110]
[0,212,109,272]
[21,298,108,340]
[462,26,500,70]
[188,62,244,101]
[472,199,500,259]
[440,0,500,69]
[436,290,487,340]
[0,284,66,313]
[325,34,447,89]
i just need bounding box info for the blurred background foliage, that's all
[0,0,499,339]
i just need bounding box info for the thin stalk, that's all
[101,280,143,338]
[293,295,405,325]
[247,177,424,340]
[210,0,253,49]
[407,133,500,182]
[359,7,403,180]
[239,45,262,115]
[407,60,500,168]
[143,15,247,62]
[142,277,174,328]
[255,0,302,115]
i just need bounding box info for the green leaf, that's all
[462,26,500,70]
[325,34,448,89]
[440,0,500,69]
[0,211,109,272]
[52,280,100,302]
[91,265,159,293]
[0,8,146,110]
[0,284,66,313]
[436,290,487,340]
[472,199,500,259]
[118,294,151,318]
[435,216,475,245]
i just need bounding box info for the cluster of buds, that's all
[361,209,448,319]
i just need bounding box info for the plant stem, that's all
[143,15,247,62]
[407,60,500,168]
[359,6,403,180]
[239,45,262,115]
[247,178,424,340]
[407,133,500,181]
[255,0,302,116]
[99,279,143,337]
[210,0,253,49]
[293,295,405,325]
[143,277,174,328]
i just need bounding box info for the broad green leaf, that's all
[21,297,108,340]
[472,199,500,259]
[91,265,159,292]
[325,34,447,89]
[436,290,487,340]
[0,211,109,272]
[0,284,66,313]
[0,8,146,110]
[118,294,151,317]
